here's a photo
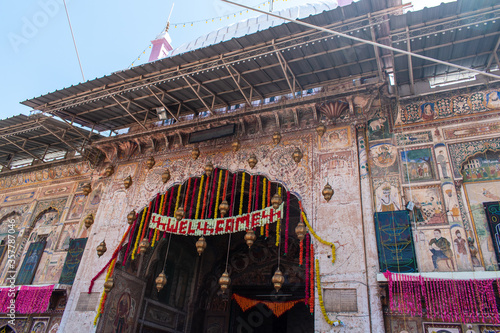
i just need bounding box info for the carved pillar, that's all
[355,124,384,332]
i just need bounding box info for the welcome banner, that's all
[149,203,283,236]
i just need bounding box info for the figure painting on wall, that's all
[453,228,472,270]
[436,149,451,179]
[404,186,447,225]
[429,229,454,271]
[401,147,436,183]
[461,150,500,182]
[67,194,87,220]
[376,183,400,212]
[420,103,435,121]
[486,91,500,109]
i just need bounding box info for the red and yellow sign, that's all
[149,203,283,236]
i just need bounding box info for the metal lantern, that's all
[244,229,256,248]
[104,278,114,293]
[196,236,207,256]
[96,240,107,257]
[127,210,136,225]
[247,154,258,169]
[175,207,185,221]
[82,183,92,196]
[84,214,94,229]
[316,123,327,137]
[219,270,231,293]
[272,132,282,145]
[219,200,229,217]
[292,148,303,164]
[124,175,133,189]
[205,162,214,176]
[155,271,167,292]
[139,237,149,255]
[272,268,285,292]
[146,156,156,169]
[192,147,200,160]
[295,221,307,242]
[232,139,241,152]
[271,193,282,210]
[161,169,171,183]
[104,165,114,177]
[322,183,334,202]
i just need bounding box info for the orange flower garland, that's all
[232,294,304,318]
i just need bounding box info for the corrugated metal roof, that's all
[20,0,499,133]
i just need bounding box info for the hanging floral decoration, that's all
[301,209,336,264]
[315,258,335,325]
[384,271,500,324]
[232,293,304,318]
[0,287,18,313]
[13,285,54,314]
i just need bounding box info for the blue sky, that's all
[0,0,451,121]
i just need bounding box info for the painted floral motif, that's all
[470,92,486,112]
[452,96,471,115]
[435,98,452,117]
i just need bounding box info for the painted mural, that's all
[464,181,500,270]
[404,186,446,225]
[318,126,351,150]
[400,147,436,183]
[367,114,390,141]
[67,194,87,221]
[395,130,433,146]
[461,150,500,182]
[370,143,399,177]
[443,121,500,140]
[397,89,500,126]
[448,138,500,179]
[373,177,402,212]
[414,227,456,272]
[434,144,452,180]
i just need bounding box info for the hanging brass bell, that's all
[104,277,114,293]
[127,210,136,225]
[155,271,167,292]
[124,175,132,189]
[272,132,281,145]
[272,268,285,292]
[84,214,94,229]
[192,147,200,160]
[104,165,114,177]
[295,221,307,242]
[146,156,156,169]
[161,169,171,183]
[196,236,207,256]
[219,200,229,217]
[271,193,282,209]
[219,270,231,293]
[316,123,327,137]
[232,139,241,152]
[322,183,334,202]
[205,162,214,176]
[292,148,303,164]
[175,207,185,221]
[139,237,149,255]
[82,183,92,196]
[96,240,107,257]
[244,229,256,248]
[248,154,258,169]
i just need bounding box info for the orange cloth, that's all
[232,293,304,318]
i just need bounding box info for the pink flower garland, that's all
[384,272,500,324]
[16,285,54,314]
[0,287,17,313]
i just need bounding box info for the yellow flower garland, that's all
[260,178,266,236]
[301,210,336,264]
[315,258,334,325]
[239,172,245,215]
[275,187,281,246]
[214,169,223,219]
[94,257,117,325]
[174,183,182,212]
[131,208,147,260]
[195,175,205,219]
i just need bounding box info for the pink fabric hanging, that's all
[15,285,54,314]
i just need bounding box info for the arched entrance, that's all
[111,168,313,332]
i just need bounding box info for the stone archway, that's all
[122,168,312,333]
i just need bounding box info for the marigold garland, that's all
[229,173,237,214]
[137,201,153,254]
[299,239,304,266]
[255,175,260,233]
[184,178,192,211]
[195,175,205,219]
[247,175,253,214]
[232,293,304,318]
[174,183,182,212]
[275,187,282,246]
[131,207,147,260]
[214,169,223,218]
[305,233,310,304]
[94,257,116,325]
[301,209,336,264]
[151,229,159,247]
[163,188,175,239]
[148,194,160,242]
[208,169,218,218]
[239,172,246,215]
[285,191,290,254]
[261,177,266,236]
[310,241,314,313]
[222,170,229,202]
[315,258,335,325]
[189,178,198,219]
[266,179,270,238]
[123,212,138,266]
[201,174,210,218]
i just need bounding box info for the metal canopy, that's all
[21,0,500,133]
[0,114,101,170]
